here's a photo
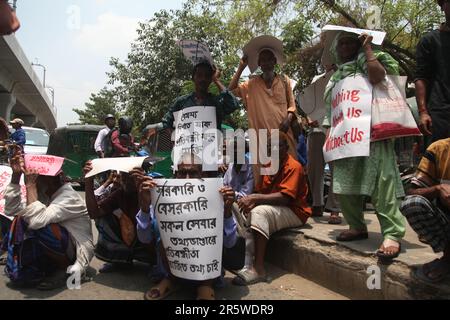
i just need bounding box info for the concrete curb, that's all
[266,230,450,300]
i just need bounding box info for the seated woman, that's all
[136,152,238,300]
[2,151,94,290]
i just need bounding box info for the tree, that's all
[73,87,120,125]
[288,0,443,83]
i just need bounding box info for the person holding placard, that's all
[322,31,406,260]
[229,36,300,188]
[161,61,239,134]
[2,150,94,290]
[137,152,238,300]
[83,162,156,273]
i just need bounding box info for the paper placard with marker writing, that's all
[0,165,26,221]
[323,74,373,163]
[151,178,224,281]
[173,106,219,172]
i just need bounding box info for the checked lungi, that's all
[401,195,450,253]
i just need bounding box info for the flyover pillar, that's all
[0,93,16,122]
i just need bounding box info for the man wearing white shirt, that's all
[94,114,116,158]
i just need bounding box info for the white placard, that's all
[151,178,224,281]
[173,106,219,172]
[85,157,147,178]
[0,165,26,221]
[176,40,213,66]
[323,75,373,163]
[298,71,333,122]
[322,25,386,45]
[321,25,387,67]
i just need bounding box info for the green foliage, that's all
[73,87,120,125]
[78,0,443,129]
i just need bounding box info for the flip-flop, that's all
[144,278,177,300]
[0,252,7,266]
[232,268,267,286]
[376,239,401,260]
[336,230,368,242]
[328,214,342,225]
[36,272,68,291]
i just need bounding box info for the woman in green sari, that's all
[323,31,406,260]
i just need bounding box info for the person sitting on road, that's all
[137,152,238,300]
[223,135,254,269]
[400,138,450,283]
[2,150,94,290]
[84,161,156,273]
[232,132,311,286]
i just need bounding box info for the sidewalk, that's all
[266,211,450,299]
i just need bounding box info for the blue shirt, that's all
[136,207,237,249]
[10,128,26,146]
[296,133,307,166]
[223,159,254,200]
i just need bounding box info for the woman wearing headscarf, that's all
[322,31,406,260]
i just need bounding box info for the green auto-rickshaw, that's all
[46,125,104,185]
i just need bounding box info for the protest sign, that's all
[84,157,147,178]
[173,106,219,172]
[176,40,213,66]
[151,178,224,281]
[323,74,373,163]
[0,165,26,221]
[298,71,333,122]
[24,155,65,176]
[321,25,386,66]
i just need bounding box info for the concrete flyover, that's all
[0,34,56,131]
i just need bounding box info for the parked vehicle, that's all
[46,125,103,185]
[8,126,50,155]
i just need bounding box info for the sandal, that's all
[328,212,342,225]
[144,278,177,300]
[36,271,68,291]
[336,229,368,242]
[414,258,450,283]
[0,252,7,266]
[232,268,267,286]
[376,239,401,260]
[196,285,215,300]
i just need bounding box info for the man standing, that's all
[94,114,116,158]
[415,0,450,143]
[161,61,239,132]
[9,118,25,151]
[229,36,298,185]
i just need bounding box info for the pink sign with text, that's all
[24,155,65,176]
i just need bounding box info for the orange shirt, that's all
[233,75,298,159]
[257,154,311,224]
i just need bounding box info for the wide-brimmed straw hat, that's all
[243,35,285,73]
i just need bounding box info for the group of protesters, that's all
[0,0,449,299]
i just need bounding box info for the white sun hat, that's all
[243,35,285,73]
